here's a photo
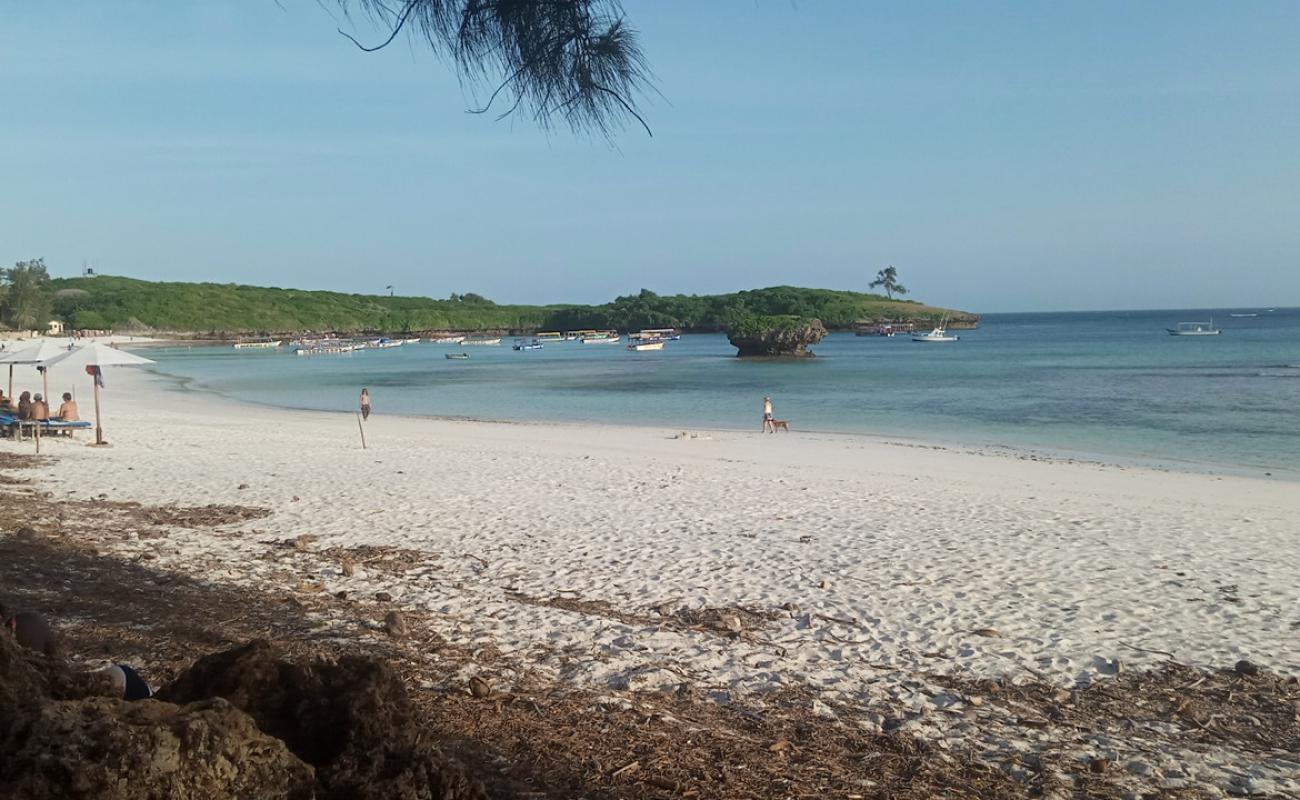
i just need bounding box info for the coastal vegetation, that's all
[868,265,907,300]
[0,259,53,331]
[42,274,977,336]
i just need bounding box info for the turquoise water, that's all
[143,308,1300,476]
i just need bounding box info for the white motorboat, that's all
[461,337,502,346]
[627,339,665,351]
[912,315,959,342]
[369,337,403,349]
[582,334,621,344]
[1166,320,1221,336]
[429,335,466,344]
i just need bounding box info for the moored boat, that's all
[295,341,361,356]
[535,331,565,342]
[630,328,680,341]
[462,337,502,346]
[233,339,282,349]
[369,337,403,349]
[911,314,959,342]
[513,338,544,351]
[581,331,621,344]
[445,352,470,360]
[627,338,665,351]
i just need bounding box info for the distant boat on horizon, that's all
[1229,313,1258,318]
[1167,320,1221,336]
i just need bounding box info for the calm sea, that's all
[142,308,1300,477]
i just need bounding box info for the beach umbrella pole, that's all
[93,378,104,446]
[7,364,11,398]
[41,368,48,404]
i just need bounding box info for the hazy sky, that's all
[2,2,1298,312]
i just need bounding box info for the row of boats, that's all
[447,328,682,356]
[234,336,422,355]
[234,329,686,358]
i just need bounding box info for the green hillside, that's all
[47,275,977,335]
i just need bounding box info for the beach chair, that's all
[40,419,92,437]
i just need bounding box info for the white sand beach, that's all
[6,366,1299,794]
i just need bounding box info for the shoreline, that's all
[140,358,1300,483]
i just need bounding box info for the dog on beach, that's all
[770,419,790,432]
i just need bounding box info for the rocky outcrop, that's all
[727,317,827,357]
[0,633,313,800]
[0,633,487,800]
[3,697,316,800]
[159,640,487,800]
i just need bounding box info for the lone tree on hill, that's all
[868,266,907,300]
[336,0,653,137]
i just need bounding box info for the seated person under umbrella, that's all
[29,393,50,421]
[56,392,79,421]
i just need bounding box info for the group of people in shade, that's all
[0,389,79,422]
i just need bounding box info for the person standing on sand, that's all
[360,388,371,421]
[762,396,774,433]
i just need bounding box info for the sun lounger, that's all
[0,412,91,440]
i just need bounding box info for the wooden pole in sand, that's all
[34,413,41,454]
[356,412,367,450]
[93,376,104,446]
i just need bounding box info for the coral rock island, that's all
[727,316,828,357]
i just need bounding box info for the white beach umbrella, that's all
[0,339,75,399]
[43,343,155,446]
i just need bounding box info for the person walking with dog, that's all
[762,395,774,433]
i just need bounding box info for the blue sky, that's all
[2,2,1297,311]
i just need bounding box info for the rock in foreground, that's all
[160,640,486,800]
[0,632,487,800]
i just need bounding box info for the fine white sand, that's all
[7,365,1299,793]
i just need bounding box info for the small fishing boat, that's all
[582,333,621,344]
[627,338,665,351]
[912,315,959,342]
[398,336,422,343]
[1166,320,1221,336]
[512,338,544,351]
[233,339,282,349]
[429,335,465,344]
[369,337,403,349]
[535,331,565,342]
[461,337,502,346]
[445,352,470,360]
